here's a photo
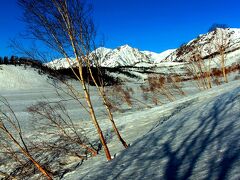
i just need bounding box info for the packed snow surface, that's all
[0,65,52,90]
[64,81,240,180]
[0,61,239,179]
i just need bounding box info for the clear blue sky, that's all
[0,0,240,57]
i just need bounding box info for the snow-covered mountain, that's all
[46,57,77,69]
[142,49,176,63]
[96,45,151,67]
[164,28,240,62]
[46,45,173,69]
[46,28,240,69]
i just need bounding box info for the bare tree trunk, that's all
[18,0,116,161]
[101,91,128,148]
[220,52,228,83]
[57,3,112,160]
[86,65,128,148]
[80,79,112,160]
[207,58,212,89]
[1,125,52,179]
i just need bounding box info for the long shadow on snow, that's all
[81,87,240,180]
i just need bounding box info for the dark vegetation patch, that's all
[1,56,239,86]
[0,56,121,86]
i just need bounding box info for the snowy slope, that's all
[64,81,240,180]
[0,62,239,179]
[0,65,52,90]
[98,45,151,67]
[164,28,240,62]
[45,57,77,70]
[142,49,176,63]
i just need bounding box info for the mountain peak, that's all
[117,44,133,50]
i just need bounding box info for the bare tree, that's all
[18,0,127,160]
[208,23,228,33]
[9,39,55,63]
[187,46,212,90]
[0,97,52,179]
[213,28,230,83]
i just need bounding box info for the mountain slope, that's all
[45,45,173,69]
[97,45,151,67]
[46,57,77,70]
[164,28,240,62]
[0,65,52,90]
[142,49,176,63]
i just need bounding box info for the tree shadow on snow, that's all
[81,87,240,180]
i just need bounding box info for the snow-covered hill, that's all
[64,80,240,180]
[1,58,239,179]
[46,45,153,69]
[164,28,240,62]
[46,57,77,70]
[0,65,52,90]
[45,28,240,69]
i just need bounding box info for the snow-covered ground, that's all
[63,79,240,180]
[0,62,239,179]
[1,27,240,178]
[0,65,52,90]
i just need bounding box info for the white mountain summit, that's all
[98,45,150,67]
[46,44,174,69]
[141,49,176,63]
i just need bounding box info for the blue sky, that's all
[0,0,240,57]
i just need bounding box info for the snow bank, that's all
[0,65,52,90]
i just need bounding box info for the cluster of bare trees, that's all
[137,27,234,106]
[0,97,52,179]
[19,0,128,159]
[0,0,129,179]
[139,73,186,105]
[186,28,231,90]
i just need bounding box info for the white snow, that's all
[46,45,176,69]
[0,65,52,90]
[97,45,151,67]
[45,57,77,70]
[165,28,240,62]
[0,60,240,179]
[63,79,240,180]
[142,49,176,63]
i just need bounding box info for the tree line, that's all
[0,56,41,66]
[0,55,120,86]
